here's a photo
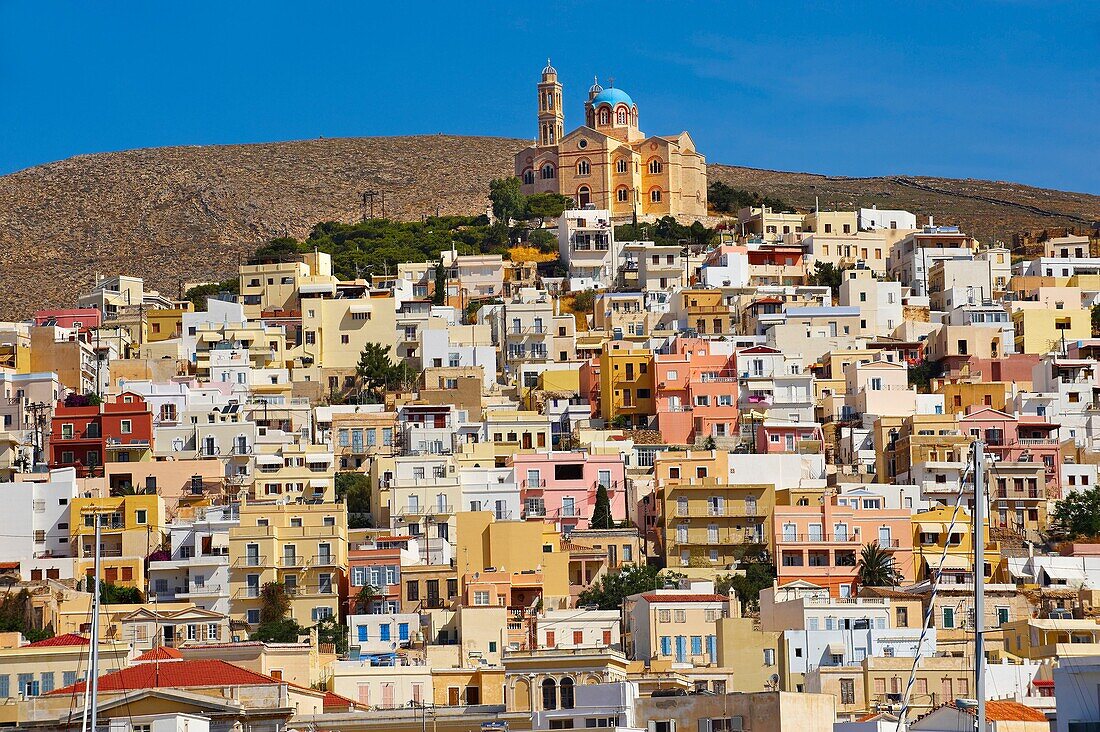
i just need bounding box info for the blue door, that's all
[675,635,687,663]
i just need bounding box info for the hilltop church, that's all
[514,61,708,220]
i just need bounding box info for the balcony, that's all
[310,553,338,567]
[1017,437,1060,446]
[232,555,270,568]
[778,533,863,544]
[234,586,261,600]
[278,555,307,569]
[397,504,454,517]
[288,583,336,597]
[179,583,224,597]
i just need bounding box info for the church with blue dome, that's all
[514,61,708,220]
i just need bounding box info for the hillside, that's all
[1,134,1097,318]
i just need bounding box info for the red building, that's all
[50,392,154,476]
[33,308,102,334]
[347,535,416,614]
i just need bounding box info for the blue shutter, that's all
[358,625,368,642]
[40,673,54,694]
[0,675,8,697]
[17,675,32,697]
[63,672,77,687]
[399,623,410,641]
[380,624,391,641]
[707,635,717,663]
[660,636,671,656]
[691,636,702,655]
[675,636,687,663]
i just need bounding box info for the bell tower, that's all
[537,59,564,147]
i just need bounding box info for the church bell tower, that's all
[537,59,564,147]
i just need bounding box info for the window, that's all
[648,159,663,175]
[577,159,591,176]
[474,590,490,606]
[617,159,628,174]
[942,607,955,628]
[840,678,855,704]
[617,187,629,203]
[616,107,627,125]
[523,169,534,185]
[406,581,419,601]
[135,510,147,525]
[541,164,556,180]
[650,188,662,203]
[763,648,775,666]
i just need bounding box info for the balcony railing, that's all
[779,533,861,544]
[288,583,336,597]
[278,555,307,568]
[233,555,269,568]
[397,504,454,517]
[310,554,338,567]
[234,586,261,600]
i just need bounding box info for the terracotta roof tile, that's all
[948,700,1047,722]
[48,659,279,695]
[640,593,729,603]
[132,646,182,662]
[27,633,89,648]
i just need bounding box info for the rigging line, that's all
[894,452,976,731]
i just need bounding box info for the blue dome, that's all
[591,87,634,108]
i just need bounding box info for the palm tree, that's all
[858,542,903,588]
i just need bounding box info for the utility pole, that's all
[89,511,102,732]
[972,440,986,732]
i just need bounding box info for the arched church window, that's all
[560,678,575,709]
[541,164,556,180]
[577,159,590,176]
[649,158,663,175]
[616,159,628,174]
[617,187,629,203]
[577,186,591,206]
[599,108,610,125]
[541,679,557,710]
[616,107,627,125]
[650,188,662,203]
[522,169,535,185]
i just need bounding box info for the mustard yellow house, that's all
[71,494,166,590]
[599,342,655,429]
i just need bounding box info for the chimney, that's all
[928,215,934,227]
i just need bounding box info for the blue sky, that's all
[2,1,1097,193]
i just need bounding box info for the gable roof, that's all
[49,659,280,695]
[947,700,1048,722]
[132,645,183,662]
[27,633,89,648]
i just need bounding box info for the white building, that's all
[459,464,519,520]
[858,207,916,232]
[348,612,423,655]
[1055,656,1100,732]
[558,208,620,291]
[146,504,237,615]
[0,467,79,580]
[532,681,642,732]
[420,322,497,387]
[536,608,622,650]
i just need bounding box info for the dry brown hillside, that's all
[0,134,1097,318]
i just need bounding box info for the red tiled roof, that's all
[324,691,363,711]
[132,646,182,662]
[27,633,89,648]
[1032,679,1054,687]
[640,593,728,603]
[0,562,20,570]
[48,659,280,695]
[948,700,1047,722]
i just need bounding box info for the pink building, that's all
[959,407,1062,497]
[33,309,102,333]
[653,338,740,446]
[755,420,824,454]
[512,451,626,533]
[577,357,601,417]
[773,497,915,598]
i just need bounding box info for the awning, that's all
[255,455,284,466]
[299,283,337,294]
[347,301,373,314]
[309,478,330,488]
[826,643,846,655]
[1042,566,1087,584]
[924,554,969,570]
[210,534,229,551]
[916,522,945,533]
[199,331,222,342]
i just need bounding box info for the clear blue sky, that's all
[2,1,1097,193]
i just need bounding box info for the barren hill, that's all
[1,134,1097,318]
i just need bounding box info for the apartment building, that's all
[624,582,729,664]
[557,208,619,290]
[0,468,79,580]
[147,504,236,615]
[512,451,627,531]
[70,493,166,590]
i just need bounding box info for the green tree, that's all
[97,582,143,605]
[1092,304,1100,337]
[571,289,597,314]
[525,192,571,226]
[527,228,556,253]
[0,588,53,642]
[1050,486,1100,541]
[908,359,945,392]
[707,181,793,214]
[577,564,684,610]
[252,617,304,643]
[184,277,240,311]
[858,542,903,587]
[433,262,447,305]
[249,237,302,264]
[353,584,382,614]
[590,484,614,529]
[315,616,349,656]
[335,471,371,529]
[717,561,776,612]
[259,581,291,625]
[354,343,413,402]
[808,261,848,298]
[489,177,526,223]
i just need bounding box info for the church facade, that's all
[514,61,708,220]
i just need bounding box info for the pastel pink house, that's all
[773,496,915,598]
[33,308,102,333]
[958,406,1062,497]
[512,451,627,532]
[755,420,824,454]
[654,338,740,445]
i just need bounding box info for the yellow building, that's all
[0,632,131,725]
[432,666,506,707]
[71,494,166,590]
[515,62,707,219]
[1002,617,1100,660]
[1011,307,1091,355]
[656,450,774,572]
[875,413,969,484]
[599,342,655,429]
[715,616,781,692]
[936,381,1012,415]
[193,320,287,376]
[912,506,1000,582]
[298,293,399,388]
[483,409,553,461]
[238,250,337,319]
[228,501,348,628]
[252,440,336,502]
[455,512,570,606]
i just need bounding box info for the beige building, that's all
[238,250,337,319]
[635,690,836,732]
[228,500,348,628]
[515,62,707,219]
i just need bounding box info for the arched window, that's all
[616,159,628,174]
[577,159,591,176]
[650,188,662,203]
[598,108,610,125]
[559,678,575,710]
[578,186,591,207]
[541,164,556,180]
[522,169,535,185]
[541,679,557,710]
[616,107,627,125]
[617,187,629,203]
[649,158,663,175]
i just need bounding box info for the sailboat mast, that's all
[88,511,102,732]
[972,441,986,732]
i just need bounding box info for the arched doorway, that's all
[578,186,591,207]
